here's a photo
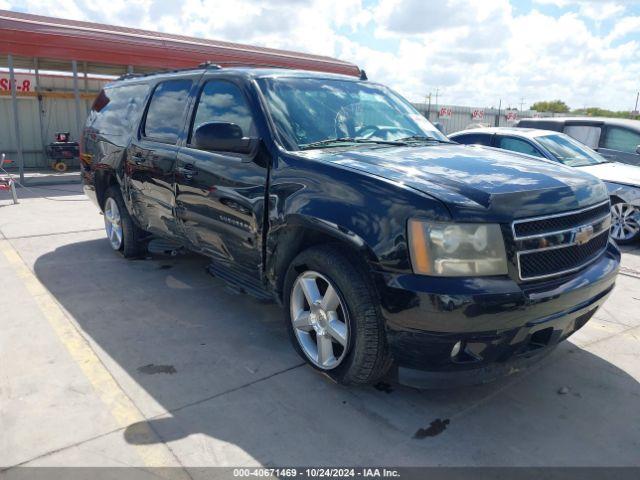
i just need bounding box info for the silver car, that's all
[450,127,640,244]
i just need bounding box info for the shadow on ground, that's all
[32,237,640,466]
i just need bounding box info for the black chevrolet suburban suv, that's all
[81,66,620,386]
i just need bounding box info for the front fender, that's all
[608,182,640,207]
[265,153,451,294]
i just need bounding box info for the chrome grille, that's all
[512,201,611,281]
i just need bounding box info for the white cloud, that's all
[2,0,639,111]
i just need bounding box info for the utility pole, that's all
[425,93,432,118]
[434,88,439,109]
[519,97,525,112]
[495,99,502,127]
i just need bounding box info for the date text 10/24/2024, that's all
[233,468,401,478]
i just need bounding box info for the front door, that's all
[125,78,195,238]
[174,78,268,275]
[599,126,640,166]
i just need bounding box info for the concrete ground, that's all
[1,183,639,469]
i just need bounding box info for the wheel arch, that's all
[94,168,120,211]
[266,215,380,303]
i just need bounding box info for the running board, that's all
[147,238,186,256]
[206,261,273,302]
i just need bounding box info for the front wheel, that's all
[610,200,640,244]
[283,245,391,385]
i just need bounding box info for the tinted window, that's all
[88,84,149,135]
[496,137,544,157]
[453,133,492,146]
[191,81,255,140]
[143,79,193,143]
[564,125,601,149]
[603,127,640,154]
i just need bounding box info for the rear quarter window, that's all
[88,84,149,136]
[453,133,492,146]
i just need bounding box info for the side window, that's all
[496,137,544,158]
[564,126,601,149]
[190,80,256,142]
[143,79,193,143]
[602,127,640,154]
[88,84,149,135]
[454,133,492,146]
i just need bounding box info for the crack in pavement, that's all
[1,228,104,240]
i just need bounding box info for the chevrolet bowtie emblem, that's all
[574,225,595,245]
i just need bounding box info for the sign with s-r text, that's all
[438,107,452,119]
[0,74,34,93]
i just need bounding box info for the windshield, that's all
[256,77,448,150]
[536,134,608,167]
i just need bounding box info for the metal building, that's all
[0,9,360,184]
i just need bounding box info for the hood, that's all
[576,162,640,187]
[299,144,608,221]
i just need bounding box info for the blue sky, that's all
[2,0,639,111]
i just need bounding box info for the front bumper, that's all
[376,242,620,377]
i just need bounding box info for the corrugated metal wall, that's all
[0,73,108,169]
[411,103,550,135]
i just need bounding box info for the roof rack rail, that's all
[115,62,222,81]
[116,72,145,80]
[198,61,222,69]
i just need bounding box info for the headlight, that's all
[408,220,508,276]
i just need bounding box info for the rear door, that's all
[174,78,268,275]
[126,77,196,238]
[599,125,640,166]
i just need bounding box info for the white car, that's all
[450,127,640,244]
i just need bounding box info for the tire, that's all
[610,199,640,245]
[103,186,146,258]
[283,244,391,385]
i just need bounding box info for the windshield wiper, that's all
[395,135,453,144]
[300,137,405,150]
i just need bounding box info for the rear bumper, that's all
[376,242,620,376]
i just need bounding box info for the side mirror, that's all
[193,122,257,154]
[636,145,640,155]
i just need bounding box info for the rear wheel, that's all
[103,187,146,258]
[284,245,391,385]
[610,200,640,244]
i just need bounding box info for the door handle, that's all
[131,152,145,165]
[176,164,197,179]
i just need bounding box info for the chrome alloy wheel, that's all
[104,197,123,250]
[290,271,349,370]
[610,202,640,242]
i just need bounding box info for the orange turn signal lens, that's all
[408,219,431,275]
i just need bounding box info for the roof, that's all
[518,116,640,129]
[114,66,363,85]
[0,10,361,77]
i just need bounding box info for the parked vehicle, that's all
[450,127,640,244]
[81,66,620,385]
[515,117,640,166]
